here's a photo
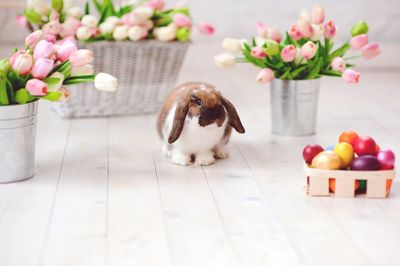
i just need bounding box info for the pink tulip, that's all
[69,49,94,67]
[50,10,60,21]
[145,0,164,10]
[198,22,215,35]
[301,41,317,60]
[256,22,268,38]
[281,45,297,62]
[33,40,55,60]
[173,13,192,28]
[311,6,325,25]
[45,34,56,44]
[342,69,360,83]
[25,30,44,49]
[26,79,48,96]
[350,34,368,50]
[58,87,70,101]
[251,47,266,59]
[331,57,346,72]
[31,58,54,79]
[15,15,28,29]
[42,20,62,36]
[361,43,380,60]
[9,51,33,75]
[288,24,303,40]
[56,36,77,45]
[121,13,146,26]
[297,20,313,38]
[60,17,81,38]
[56,40,78,62]
[256,68,274,83]
[324,20,336,39]
[267,26,282,43]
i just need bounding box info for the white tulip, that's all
[299,8,310,22]
[255,37,267,47]
[71,64,94,76]
[222,38,242,53]
[310,23,325,41]
[29,0,50,16]
[81,15,98,28]
[154,24,177,42]
[47,72,64,92]
[214,53,235,68]
[133,6,154,19]
[99,22,116,35]
[128,26,147,41]
[142,19,154,30]
[76,26,92,41]
[67,6,84,19]
[95,73,118,92]
[105,16,121,27]
[113,25,129,41]
[294,47,306,65]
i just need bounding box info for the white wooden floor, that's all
[1,39,400,266]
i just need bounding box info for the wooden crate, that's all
[304,165,395,198]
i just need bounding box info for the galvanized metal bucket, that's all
[270,78,320,136]
[0,101,38,183]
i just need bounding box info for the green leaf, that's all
[283,32,294,46]
[44,77,60,86]
[85,2,90,15]
[328,43,350,62]
[0,71,9,105]
[279,68,291,79]
[320,70,342,77]
[243,42,251,52]
[242,50,265,68]
[0,59,10,73]
[51,0,63,12]
[92,0,103,13]
[42,91,62,101]
[15,88,33,104]
[307,57,323,79]
[24,9,42,25]
[291,65,308,79]
[63,75,95,85]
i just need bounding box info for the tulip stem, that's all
[344,55,362,61]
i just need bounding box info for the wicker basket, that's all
[52,40,190,118]
[305,164,395,198]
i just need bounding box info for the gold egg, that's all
[311,151,342,170]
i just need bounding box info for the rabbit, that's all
[157,82,245,166]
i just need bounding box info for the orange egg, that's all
[329,178,360,193]
[339,131,359,146]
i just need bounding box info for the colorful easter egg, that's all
[329,178,360,193]
[325,145,335,151]
[350,155,380,171]
[303,144,324,164]
[376,149,396,170]
[333,142,355,168]
[311,151,342,170]
[339,130,359,146]
[353,136,377,156]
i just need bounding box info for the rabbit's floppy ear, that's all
[221,96,245,134]
[168,101,189,144]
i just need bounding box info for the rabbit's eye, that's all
[194,99,202,106]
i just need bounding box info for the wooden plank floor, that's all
[1,39,400,266]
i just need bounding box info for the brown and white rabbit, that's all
[157,82,245,166]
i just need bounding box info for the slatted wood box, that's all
[305,165,395,198]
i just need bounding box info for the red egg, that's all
[376,149,396,170]
[350,155,380,171]
[354,136,377,156]
[303,144,324,164]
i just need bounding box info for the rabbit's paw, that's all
[171,150,191,166]
[195,151,216,166]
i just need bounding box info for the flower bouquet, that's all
[215,6,380,136]
[22,0,214,117]
[0,30,117,183]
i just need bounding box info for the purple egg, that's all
[376,149,396,170]
[350,155,380,171]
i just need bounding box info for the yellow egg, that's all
[333,142,355,168]
[311,151,342,170]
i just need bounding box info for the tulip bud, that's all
[58,87,70,101]
[56,40,78,61]
[342,69,360,83]
[267,26,282,43]
[133,6,154,19]
[46,71,64,91]
[145,0,165,10]
[222,38,242,53]
[301,41,317,60]
[121,13,146,26]
[127,26,147,41]
[256,68,274,83]
[0,59,10,73]
[351,21,369,36]
[67,6,84,19]
[256,22,268,38]
[25,30,44,49]
[294,47,304,65]
[51,0,63,12]
[350,34,368,50]
[71,64,94,76]
[113,25,129,41]
[310,24,324,41]
[94,73,118,92]
[76,26,92,41]
[255,37,267,47]
[81,15,98,28]
[31,0,50,17]
[298,9,310,22]
[24,9,42,25]
[33,40,55,60]
[60,18,81,38]
[264,40,279,55]
[105,16,121,27]
[288,24,303,41]
[198,22,215,35]
[42,20,61,36]
[214,53,235,68]
[281,45,297,62]
[251,47,266,59]
[10,51,33,75]
[31,58,54,79]
[26,79,48,96]
[331,57,346,72]
[311,6,325,25]
[297,20,313,38]
[176,27,190,42]
[99,22,116,35]
[361,43,380,60]
[154,24,177,42]
[173,13,192,28]
[324,20,336,39]
[15,15,28,30]
[69,49,94,67]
